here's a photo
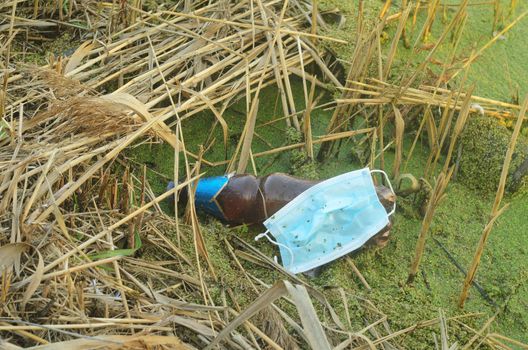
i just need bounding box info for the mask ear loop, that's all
[255,230,295,268]
[370,169,396,216]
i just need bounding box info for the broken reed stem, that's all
[400,0,409,47]
[488,333,528,349]
[426,87,464,178]
[404,106,431,173]
[379,0,392,19]
[391,104,404,180]
[407,168,453,284]
[303,80,316,159]
[2,0,17,102]
[509,0,518,17]
[441,85,473,174]
[376,31,385,171]
[492,0,501,34]
[311,0,318,44]
[346,257,371,291]
[423,0,441,42]
[237,98,259,174]
[383,3,411,80]
[458,94,528,307]
[33,0,39,18]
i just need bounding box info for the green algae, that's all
[128,1,528,345]
[458,115,528,192]
[6,0,527,346]
[130,78,528,345]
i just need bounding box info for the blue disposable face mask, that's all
[256,168,395,274]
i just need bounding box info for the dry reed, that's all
[1,0,527,348]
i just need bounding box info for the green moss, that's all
[285,127,319,179]
[458,116,528,192]
[318,1,385,63]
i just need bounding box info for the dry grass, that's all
[1,0,527,348]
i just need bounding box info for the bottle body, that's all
[169,173,395,249]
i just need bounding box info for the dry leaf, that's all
[100,92,180,149]
[64,41,94,74]
[0,243,29,277]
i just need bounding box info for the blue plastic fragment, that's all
[194,176,229,220]
[167,176,229,220]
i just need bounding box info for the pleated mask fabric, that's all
[258,168,394,274]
